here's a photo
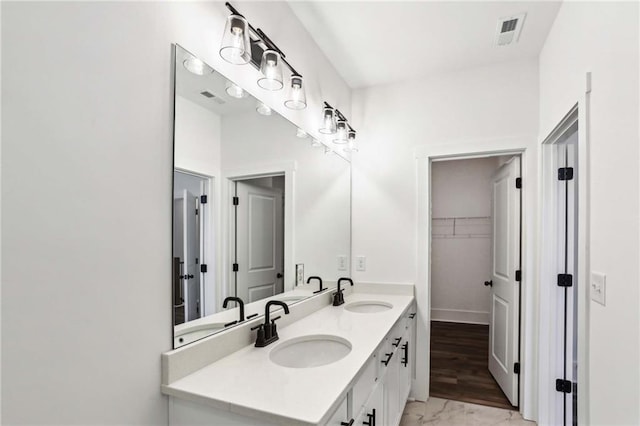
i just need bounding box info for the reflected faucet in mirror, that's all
[252,301,290,347]
[223,296,245,323]
[333,277,354,306]
[308,276,325,294]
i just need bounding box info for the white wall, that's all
[174,95,221,176]
[1,2,350,424]
[539,2,640,424]
[430,157,500,324]
[350,59,538,284]
[221,111,351,285]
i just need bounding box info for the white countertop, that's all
[162,292,414,425]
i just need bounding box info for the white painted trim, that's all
[430,308,489,325]
[173,168,220,319]
[415,136,536,421]
[537,73,591,426]
[222,161,297,308]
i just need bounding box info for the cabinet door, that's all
[326,395,349,426]
[384,350,401,426]
[357,381,383,426]
[399,331,412,407]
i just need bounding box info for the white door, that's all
[183,189,201,321]
[488,156,521,406]
[235,181,284,303]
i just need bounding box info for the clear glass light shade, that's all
[183,56,213,75]
[284,75,307,110]
[225,80,248,99]
[257,50,284,90]
[333,120,348,143]
[344,130,358,152]
[319,106,336,134]
[296,128,308,138]
[220,15,252,65]
[256,101,272,116]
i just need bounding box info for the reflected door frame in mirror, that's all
[221,161,297,309]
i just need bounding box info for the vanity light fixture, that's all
[284,74,307,110]
[319,103,337,134]
[257,49,284,90]
[333,112,348,144]
[296,128,308,138]
[183,56,213,75]
[225,80,248,99]
[256,101,272,116]
[219,13,252,65]
[220,3,308,109]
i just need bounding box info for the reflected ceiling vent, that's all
[200,90,225,104]
[495,13,526,46]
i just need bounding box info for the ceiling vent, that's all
[495,13,526,46]
[200,90,225,104]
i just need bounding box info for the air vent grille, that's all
[495,13,526,46]
[200,91,225,105]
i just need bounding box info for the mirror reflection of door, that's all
[233,176,285,303]
[173,171,208,324]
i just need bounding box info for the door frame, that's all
[173,168,215,319]
[415,137,535,419]
[538,104,589,425]
[222,161,296,308]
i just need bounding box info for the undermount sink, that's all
[344,301,393,313]
[174,323,226,346]
[269,335,352,368]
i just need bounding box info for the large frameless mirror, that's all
[172,45,351,348]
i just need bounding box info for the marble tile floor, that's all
[400,397,536,426]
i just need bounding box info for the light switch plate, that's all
[591,271,606,306]
[337,255,347,271]
[296,263,304,287]
[356,256,366,272]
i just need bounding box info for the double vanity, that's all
[162,283,416,425]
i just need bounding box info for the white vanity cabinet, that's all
[333,302,417,426]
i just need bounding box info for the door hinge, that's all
[558,167,574,181]
[514,362,520,374]
[556,379,572,394]
[557,273,573,287]
[233,196,239,206]
[200,195,208,204]
[232,263,239,272]
[515,177,522,189]
[515,270,521,282]
[200,264,207,273]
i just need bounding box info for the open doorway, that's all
[229,175,285,303]
[429,155,522,410]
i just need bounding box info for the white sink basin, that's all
[344,301,393,313]
[174,323,226,346]
[270,335,352,368]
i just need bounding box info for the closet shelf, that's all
[432,216,491,239]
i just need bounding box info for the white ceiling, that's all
[288,1,562,89]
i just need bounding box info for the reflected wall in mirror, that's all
[172,45,351,348]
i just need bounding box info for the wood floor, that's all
[429,321,515,410]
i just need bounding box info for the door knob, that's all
[484,280,493,287]
[276,273,283,278]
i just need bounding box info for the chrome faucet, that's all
[307,276,325,294]
[252,300,290,347]
[333,277,354,306]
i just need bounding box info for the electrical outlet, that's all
[356,256,366,272]
[591,271,606,306]
[337,255,347,271]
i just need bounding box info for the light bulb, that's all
[225,80,247,99]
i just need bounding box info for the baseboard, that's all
[430,308,489,325]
